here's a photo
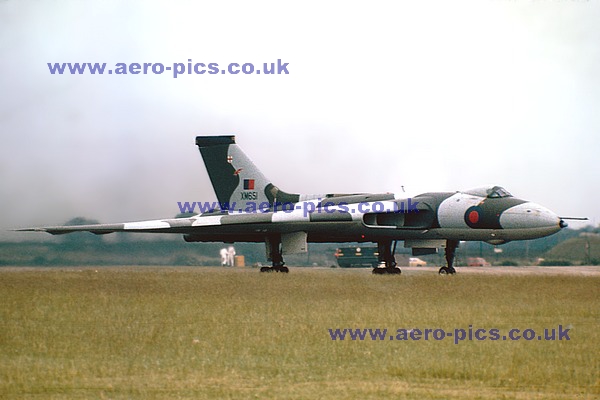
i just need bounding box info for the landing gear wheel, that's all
[438,266,456,275]
[373,240,401,275]
[260,265,289,273]
[372,267,401,275]
[262,235,289,274]
[443,239,459,275]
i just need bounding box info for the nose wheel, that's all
[438,266,456,275]
[439,240,458,275]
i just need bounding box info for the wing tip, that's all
[12,227,46,232]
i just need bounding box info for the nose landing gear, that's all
[439,239,458,275]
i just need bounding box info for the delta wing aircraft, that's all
[19,135,572,274]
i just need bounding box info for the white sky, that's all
[1,0,599,240]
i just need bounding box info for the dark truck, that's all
[334,247,379,268]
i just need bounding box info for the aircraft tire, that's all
[372,267,401,275]
[439,267,456,275]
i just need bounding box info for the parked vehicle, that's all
[409,257,427,267]
[335,247,379,268]
[467,257,491,267]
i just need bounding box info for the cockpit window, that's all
[464,186,512,198]
[487,186,512,198]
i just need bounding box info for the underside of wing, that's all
[15,217,214,235]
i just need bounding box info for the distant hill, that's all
[543,234,600,265]
[455,228,581,264]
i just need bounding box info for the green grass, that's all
[0,267,598,399]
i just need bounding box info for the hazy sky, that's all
[1,0,599,241]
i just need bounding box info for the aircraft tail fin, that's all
[195,136,300,211]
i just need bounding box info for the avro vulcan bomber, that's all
[19,136,571,275]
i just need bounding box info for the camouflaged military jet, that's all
[18,135,571,274]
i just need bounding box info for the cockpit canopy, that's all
[463,186,513,199]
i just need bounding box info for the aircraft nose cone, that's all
[499,202,562,231]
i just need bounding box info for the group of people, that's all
[219,246,236,267]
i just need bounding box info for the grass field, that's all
[0,267,598,399]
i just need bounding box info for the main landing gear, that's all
[260,235,289,273]
[372,240,401,275]
[439,239,458,275]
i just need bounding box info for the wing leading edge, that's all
[14,217,210,235]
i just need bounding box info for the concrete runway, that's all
[1,265,599,276]
[400,265,600,276]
